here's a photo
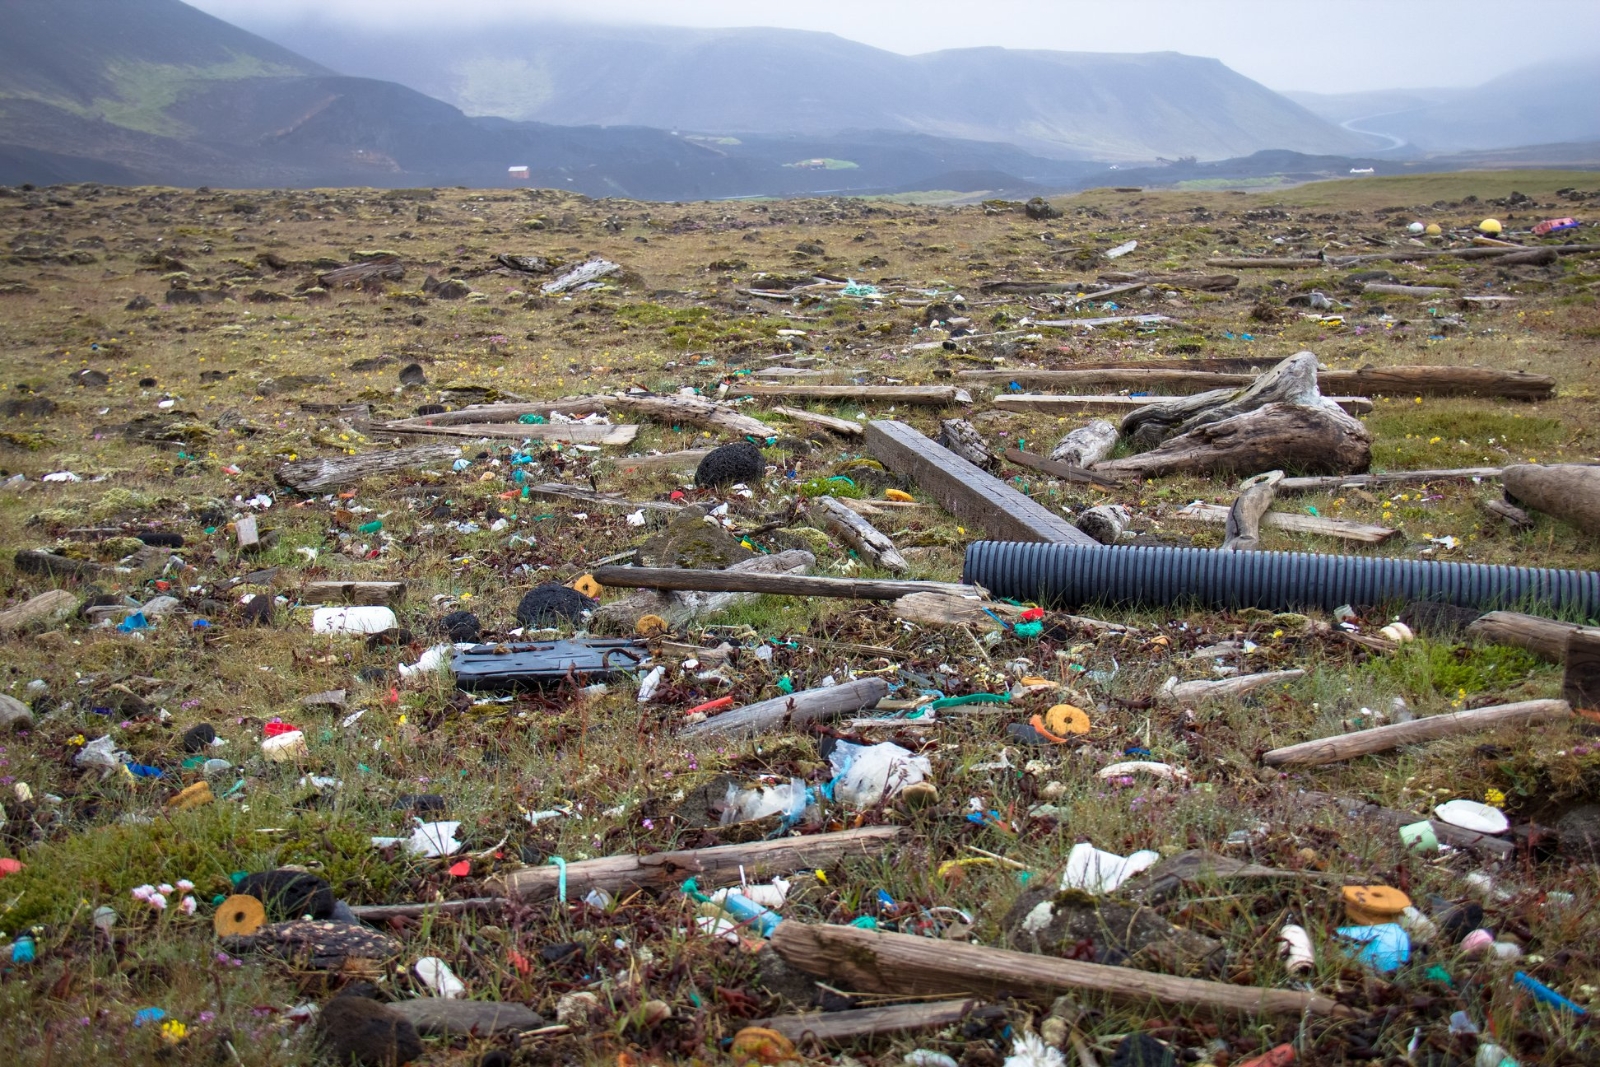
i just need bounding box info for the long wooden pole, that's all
[681,678,891,739]
[491,826,902,901]
[769,923,1354,1018]
[1262,699,1570,767]
[591,566,977,601]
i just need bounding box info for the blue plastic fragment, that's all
[116,612,149,633]
[1336,923,1410,974]
[133,1007,166,1027]
[1514,971,1587,1014]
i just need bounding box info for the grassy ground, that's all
[0,171,1598,1065]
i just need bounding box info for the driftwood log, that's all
[491,826,901,901]
[0,589,78,632]
[1097,403,1373,479]
[606,392,769,437]
[938,419,999,471]
[996,394,1372,418]
[1220,470,1282,551]
[1001,450,1124,488]
[769,923,1352,1019]
[1363,283,1454,298]
[1272,467,1502,493]
[1049,419,1119,467]
[1297,791,1514,858]
[1161,670,1305,703]
[1503,464,1600,537]
[959,364,1552,400]
[1121,352,1356,448]
[381,400,609,428]
[1466,611,1589,662]
[14,550,104,579]
[771,406,864,437]
[681,678,891,739]
[301,581,406,605]
[1565,629,1600,710]
[1178,502,1397,545]
[388,999,544,1036]
[593,550,815,631]
[737,384,963,406]
[756,1000,981,1045]
[277,445,461,492]
[1262,699,1571,767]
[524,483,682,512]
[1076,505,1130,545]
[1204,257,1323,269]
[815,496,907,572]
[316,259,403,289]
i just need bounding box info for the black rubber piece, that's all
[694,441,764,488]
[181,723,216,752]
[963,541,1600,619]
[516,583,595,626]
[237,869,336,921]
[137,531,184,548]
[440,610,480,643]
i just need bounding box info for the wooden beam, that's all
[524,484,682,512]
[614,449,711,471]
[1362,283,1455,297]
[276,444,461,492]
[1321,366,1553,400]
[962,365,1551,400]
[1175,502,1398,544]
[770,406,864,436]
[864,420,1099,546]
[1001,449,1125,488]
[1262,699,1571,767]
[1028,314,1179,329]
[681,678,891,739]
[757,1000,981,1045]
[491,826,902,901]
[591,565,976,601]
[769,923,1352,1019]
[994,394,1373,416]
[735,384,963,406]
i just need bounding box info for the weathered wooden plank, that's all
[993,394,1374,416]
[735,384,963,406]
[1204,257,1324,269]
[591,566,975,601]
[815,495,907,572]
[523,483,682,512]
[1175,502,1398,544]
[607,393,769,437]
[0,589,78,633]
[381,399,609,428]
[864,421,1099,547]
[1275,467,1503,493]
[1000,449,1125,488]
[302,580,407,605]
[1563,630,1600,710]
[276,445,461,492]
[376,422,638,445]
[757,1000,980,1045]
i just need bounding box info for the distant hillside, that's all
[242,19,1371,162]
[1284,62,1600,152]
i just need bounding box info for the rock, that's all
[72,368,109,387]
[236,870,337,921]
[1556,804,1600,863]
[315,993,424,1067]
[755,945,818,1008]
[226,919,402,970]
[1111,1033,1176,1067]
[1003,890,1224,976]
[556,990,602,1029]
[694,441,765,488]
[515,583,595,626]
[387,998,543,1036]
[0,693,34,731]
[440,610,480,642]
[1025,197,1059,220]
[431,278,472,300]
[182,723,217,752]
[398,363,426,386]
[1077,504,1131,545]
[125,294,153,311]
[636,507,754,569]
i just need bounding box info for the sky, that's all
[187,0,1600,95]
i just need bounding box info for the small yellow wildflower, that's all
[1485,788,1506,807]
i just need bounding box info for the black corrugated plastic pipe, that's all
[963,541,1600,619]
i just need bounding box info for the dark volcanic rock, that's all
[515,583,595,626]
[694,440,764,488]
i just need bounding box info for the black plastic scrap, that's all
[451,637,650,691]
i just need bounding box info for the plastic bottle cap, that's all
[1342,884,1411,925]
[213,894,266,937]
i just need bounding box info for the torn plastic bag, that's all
[451,637,650,692]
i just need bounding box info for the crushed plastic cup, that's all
[414,956,466,998]
[829,740,930,809]
[74,735,129,769]
[1279,923,1315,975]
[1336,922,1410,973]
[721,778,811,826]
[1433,799,1508,835]
[1058,842,1159,894]
[1400,820,1439,852]
[311,606,397,635]
[262,730,307,761]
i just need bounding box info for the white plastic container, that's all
[312,606,397,635]
[1279,923,1316,975]
[414,957,465,999]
